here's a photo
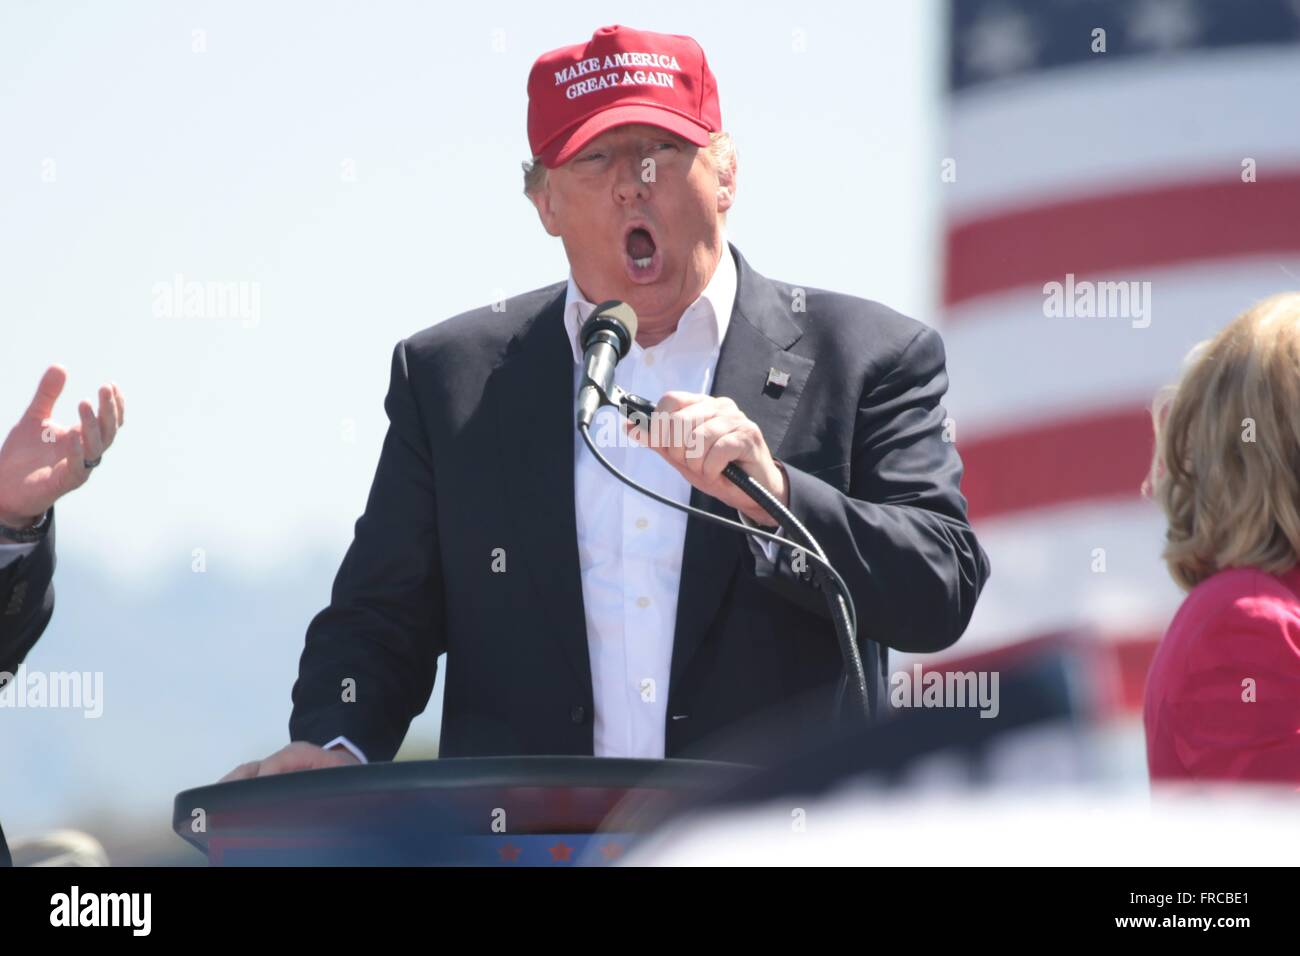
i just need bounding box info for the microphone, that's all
[576,300,638,428]
[571,301,873,727]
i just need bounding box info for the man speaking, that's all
[224,24,990,779]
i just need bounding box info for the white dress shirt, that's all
[324,242,783,764]
[572,241,744,759]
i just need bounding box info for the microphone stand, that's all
[578,385,874,730]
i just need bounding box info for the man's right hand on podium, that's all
[219,741,360,783]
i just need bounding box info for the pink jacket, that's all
[1144,563,1300,784]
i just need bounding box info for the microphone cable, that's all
[578,411,872,727]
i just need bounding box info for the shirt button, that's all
[636,596,650,608]
[635,517,649,530]
[570,704,587,724]
[644,352,656,366]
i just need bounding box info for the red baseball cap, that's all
[527,24,722,169]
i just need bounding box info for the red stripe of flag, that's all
[943,171,1300,309]
[959,403,1155,522]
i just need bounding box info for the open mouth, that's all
[623,223,663,283]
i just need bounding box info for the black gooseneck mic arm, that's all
[574,304,873,728]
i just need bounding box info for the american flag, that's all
[925,0,1300,718]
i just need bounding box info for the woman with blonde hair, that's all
[1143,291,1300,784]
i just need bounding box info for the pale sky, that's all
[1,0,942,582]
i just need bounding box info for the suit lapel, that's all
[490,246,816,704]
[492,287,594,694]
[668,243,816,689]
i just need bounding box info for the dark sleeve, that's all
[289,341,447,761]
[0,507,57,674]
[752,325,991,654]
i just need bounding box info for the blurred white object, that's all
[623,784,1300,866]
[10,829,109,867]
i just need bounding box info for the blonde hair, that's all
[521,130,736,198]
[1144,291,1300,591]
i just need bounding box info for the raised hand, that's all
[0,365,124,528]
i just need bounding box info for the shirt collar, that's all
[562,239,737,366]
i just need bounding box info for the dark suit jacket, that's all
[290,243,991,765]
[0,506,57,867]
[0,507,56,676]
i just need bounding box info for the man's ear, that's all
[530,181,563,237]
[715,151,737,215]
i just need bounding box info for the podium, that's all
[173,756,754,866]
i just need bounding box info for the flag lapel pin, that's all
[764,367,791,397]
